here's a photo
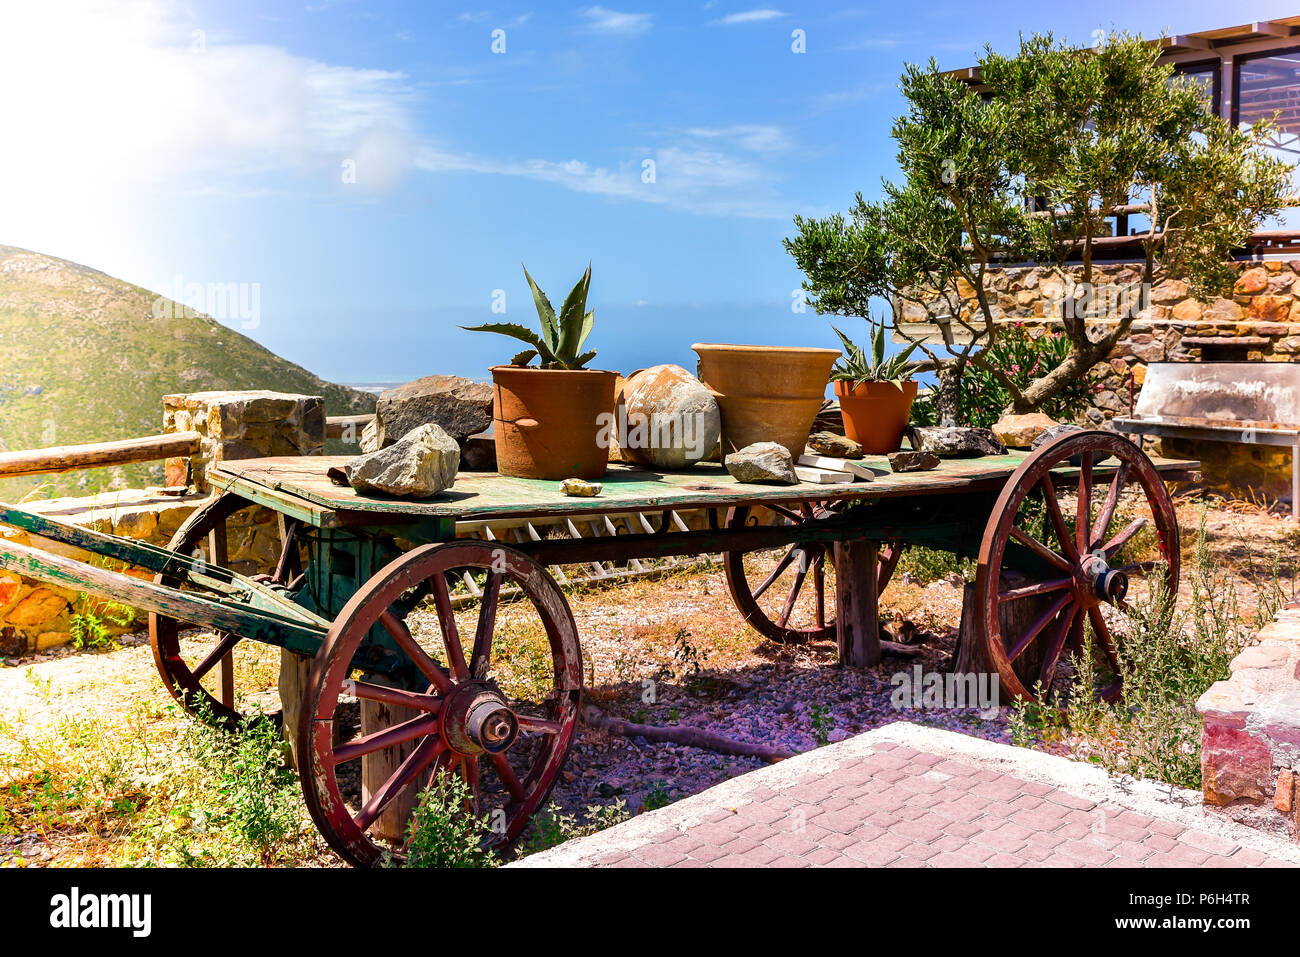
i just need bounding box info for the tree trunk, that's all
[935,367,963,426]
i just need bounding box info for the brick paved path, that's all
[514,723,1300,868]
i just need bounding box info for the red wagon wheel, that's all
[974,430,1180,704]
[149,492,302,730]
[300,541,582,867]
[724,501,903,644]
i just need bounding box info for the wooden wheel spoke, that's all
[1006,592,1074,663]
[343,678,444,713]
[765,503,805,524]
[1075,452,1092,556]
[1090,462,1129,549]
[1103,517,1147,557]
[1008,526,1072,573]
[517,713,562,734]
[354,736,444,832]
[997,577,1073,604]
[1037,607,1078,691]
[751,545,799,601]
[1114,560,1159,576]
[380,609,454,694]
[471,571,501,680]
[1039,474,1079,561]
[462,756,482,814]
[191,632,241,681]
[332,712,442,764]
[428,574,469,682]
[1087,605,1123,675]
[488,752,527,802]
[777,553,811,629]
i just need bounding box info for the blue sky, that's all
[2,0,1294,382]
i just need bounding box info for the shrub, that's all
[401,771,497,869]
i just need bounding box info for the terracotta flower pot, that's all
[490,366,618,479]
[834,379,919,454]
[692,344,839,460]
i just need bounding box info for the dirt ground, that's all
[1,490,1295,865]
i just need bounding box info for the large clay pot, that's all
[490,366,618,479]
[834,379,919,454]
[692,344,839,459]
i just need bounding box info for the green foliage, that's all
[69,595,136,650]
[173,703,309,866]
[810,705,833,747]
[911,324,1096,428]
[462,263,597,369]
[400,770,497,869]
[641,780,674,812]
[519,799,630,856]
[786,31,1293,420]
[1047,523,1251,789]
[896,546,975,584]
[829,314,919,387]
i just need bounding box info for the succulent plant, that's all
[462,263,596,370]
[829,314,919,388]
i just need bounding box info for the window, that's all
[1235,48,1300,157]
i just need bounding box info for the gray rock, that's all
[905,426,1007,458]
[888,450,940,473]
[807,431,863,459]
[360,374,493,452]
[1030,423,1084,451]
[725,441,798,484]
[344,423,459,498]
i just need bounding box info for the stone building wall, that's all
[902,259,1300,500]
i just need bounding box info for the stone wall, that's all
[1197,603,1300,841]
[903,259,1300,500]
[164,390,325,492]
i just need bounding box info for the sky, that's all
[1,0,1296,383]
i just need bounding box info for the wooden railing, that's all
[0,431,202,479]
[0,414,375,480]
[325,414,373,440]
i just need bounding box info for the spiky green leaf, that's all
[557,263,592,360]
[511,349,538,366]
[522,264,559,351]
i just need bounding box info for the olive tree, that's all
[786,31,1293,424]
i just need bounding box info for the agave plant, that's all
[462,263,597,370]
[829,315,919,388]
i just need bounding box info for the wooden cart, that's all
[0,430,1194,866]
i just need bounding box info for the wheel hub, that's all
[441,681,519,755]
[1080,551,1127,605]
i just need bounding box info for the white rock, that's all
[345,423,459,498]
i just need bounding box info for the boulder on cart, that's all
[341,423,460,497]
[905,426,1007,458]
[360,375,493,452]
[616,364,721,469]
[993,412,1059,449]
[725,441,798,484]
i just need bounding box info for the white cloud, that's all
[681,125,791,152]
[710,8,785,25]
[578,6,653,35]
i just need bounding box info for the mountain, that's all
[0,245,376,499]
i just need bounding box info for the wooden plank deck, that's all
[208,452,1198,528]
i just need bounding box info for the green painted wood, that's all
[0,534,327,654]
[0,502,331,628]
[209,454,1198,527]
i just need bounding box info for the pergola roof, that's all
[944,17,1300,86]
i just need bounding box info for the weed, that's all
[518,799,630,856]
[400,770,497,869]
[810,705,834,746]
[641,780,673,812]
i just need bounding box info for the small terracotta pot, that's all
[692,344,839,459]
[834,379,919,454]
[490,366,618,479]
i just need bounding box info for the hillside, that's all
[0,245,376,499]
